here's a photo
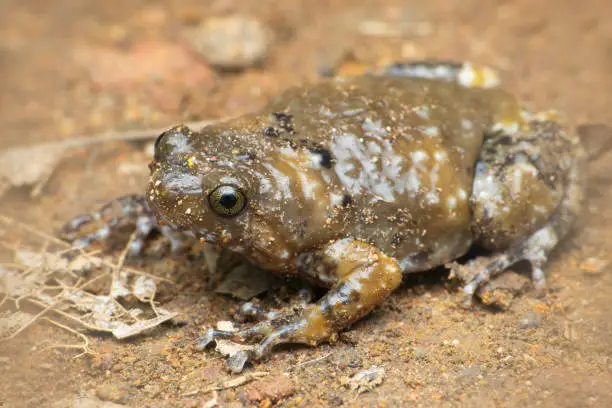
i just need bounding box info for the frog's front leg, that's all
[232,285,313,323]
[197,238,402,372]
[60,194,192,256]
[453,119,585,305]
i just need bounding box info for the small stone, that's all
[72,397,126,408]
[523,354,537,367]
[188,15,270,70]
[73,41,213,90]
[457,366,481,381]
[518,312,542,329]
[580,257,609,276]
[227,350,250,374]
[95,382,131,404]
[246,375,295,403]
[411,347,427,359]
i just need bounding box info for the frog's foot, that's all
[196,239,402,373]
[60,194,192,257]
[462,115,585,307]
[196,312,305,373]
[449,224,562,308]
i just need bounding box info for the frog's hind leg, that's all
[453,118,585,306]
[371,60,502,89]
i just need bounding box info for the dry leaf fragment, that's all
[0,311,34,339]
[132,275,156,302]
[112,311,177,339]
[0,266,42,298]
[0,143,68,198]
[346,365,385,393]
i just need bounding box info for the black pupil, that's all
[219,192,238,209]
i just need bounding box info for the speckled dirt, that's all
[1,1,612,407]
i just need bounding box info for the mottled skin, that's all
[62,61,585,372]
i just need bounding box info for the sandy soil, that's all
[1,0,611,407]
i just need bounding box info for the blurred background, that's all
[1,0,611,407]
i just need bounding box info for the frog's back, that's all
[257,76,520,269]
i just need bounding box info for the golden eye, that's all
[208,185,247,217]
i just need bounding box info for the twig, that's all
[18,296,113,333]
[284,351,334,373]
[43,317,96,358]
[110,230,136,297]
[182,371,269,397]
[75,269,111,291]
[6,117,230,155]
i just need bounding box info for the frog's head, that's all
[147,124,317,270]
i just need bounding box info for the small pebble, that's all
[73,397,126,408]
[518,312,542,329]
[188,15,269,70]
[412,347,427,359]
[457,365,482,381]
[95,382,131,404]
[246,374,295,402]
[580,257,609,276]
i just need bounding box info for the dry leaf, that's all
[215,263,280,300]
[0,311,34,339]
[112,311,177,339]
[0,143,68,198]
[0,266,42,298]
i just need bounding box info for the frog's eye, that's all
[208,184,247,217]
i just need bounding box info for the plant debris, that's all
[341,365,386,394]
[0,215,180,348]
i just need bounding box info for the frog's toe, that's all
[531,265,547,293]
[61,195,153,254]
[452,225,562,307]
[61,195,196,257]
[233,301,283,322]
[195,328,236,350]
[195,318,286,352]
[448,254,514,307]
[196,319,305,372]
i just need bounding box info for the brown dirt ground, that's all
[1,0,612,407]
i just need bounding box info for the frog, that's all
[62,60,585,372]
